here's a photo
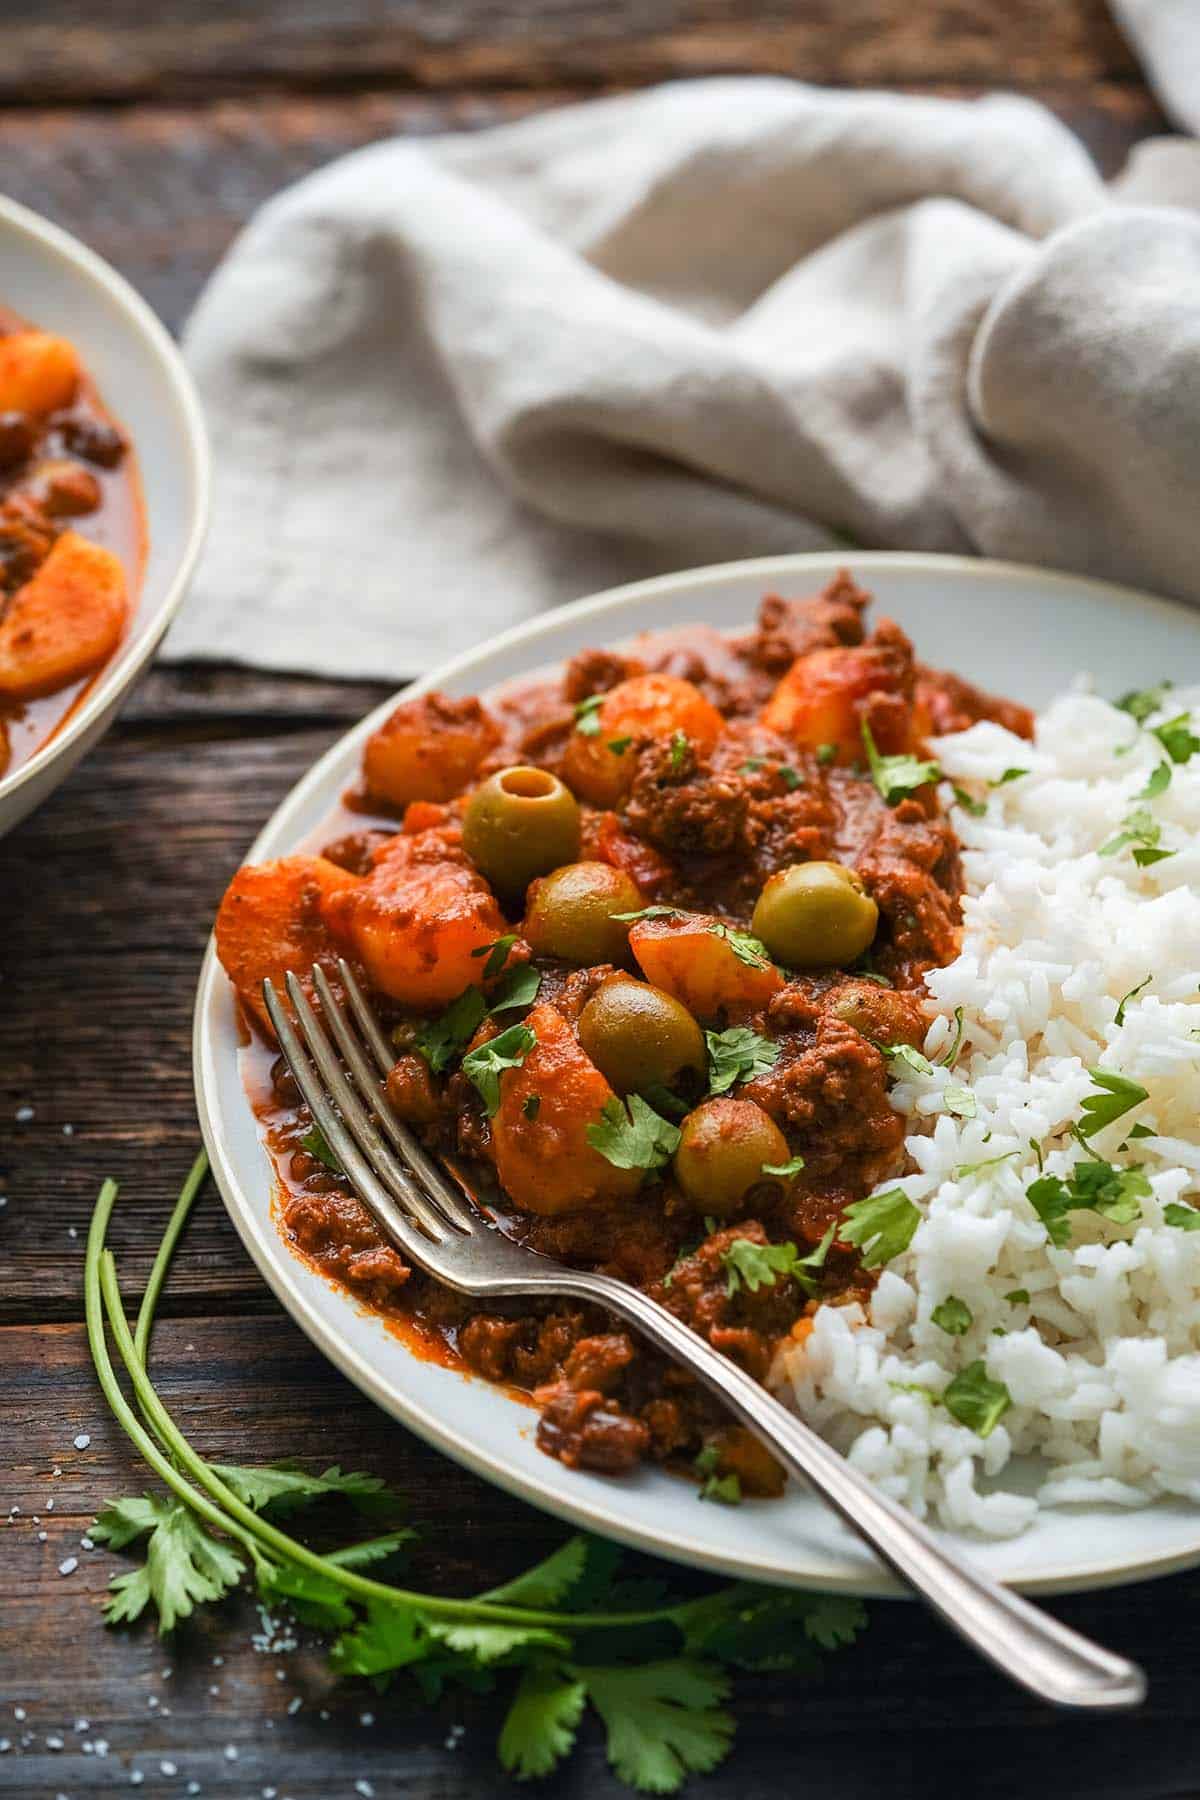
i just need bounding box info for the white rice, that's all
[774,683,1200,1536]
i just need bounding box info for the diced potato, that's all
[214,855,358,1036]
[0,331,81,415]
[760,636,913,764]
[563,672,725,806]
[0,530,127,700]
[362,691,500,808]
[490,1003,642,1215]
[323,837,508,1007]
[629,912,782,1017]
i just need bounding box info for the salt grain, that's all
[286,1697,302,1715]
[130,1773,144,1786]
[46,1499,54,1511]
[73,1433,91,1450]
[46,1734,63,1750]
[355,1783,375,1798]
[58,1557,78,1576]
[359,1711,374,1726]
[15,1105,33,1122]
[13,1709,26,1721]
[224,1745,238,1761]
[160,1761,177,1776]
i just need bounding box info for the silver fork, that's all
[263,959,1146,1712]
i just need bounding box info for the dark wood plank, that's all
[3,1312,1197,1799]
[0,0,1143,104]
[0,81,1170,335]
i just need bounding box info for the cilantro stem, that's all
[86,1170,687,1637]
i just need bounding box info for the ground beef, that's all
[563,647,645,704]
[741,569,870,673]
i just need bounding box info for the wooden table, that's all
[2,5,1192,1796]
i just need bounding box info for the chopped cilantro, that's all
[1077,1068,1149,1139]
[1004,1289,1031,1306]
[1098,806,1174,867]
[952,785,987,818]
[573,693,604,736]
[1027,1159,1150,1247]
[1152,711,1200,765]
[415,986,488,1073]
[1115,976,1152,1027]
[669,730,690,773]
[471,933,518,979]
[777,765,802,792]
[1117,682,1171,725]
[815,743,837,766]
[943,1084,977,1119]
[938,1006,966,1068]
[1126,1122,1155,1141]
[990,767,1029,787]
[707,921,772,969]
[522,1094,541,1121]
[694,1444,742,1506]
[641,1082,691,1121]
[705,1026,779,1095]
[461,1022,536,1116]
[612,904,684,923]
[882,1042,935,1078]
[1164,1203,1200,1231]
[489,963,541,1013]
[607,736,633,755]
[861,720,940,805]
[1136,762,1172,801]
[586,1094,681,1174]
[839,1188,920,1268]
[721,1225,834,1298]
[740,758,765,773]
[300,1123,343,1175]
[953,1150,1018,1179]
[761,1154,806,1179]
[942,1362,1012,1438]
[930,1296,973,1336]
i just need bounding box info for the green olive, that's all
[524,862,643,966]
[462,765,581,902]
[672,1097,791,1217]
[751,861,878,969]
[578,976,705,1094]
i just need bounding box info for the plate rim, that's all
[0,194,212,814]
[193,549,1200,1598]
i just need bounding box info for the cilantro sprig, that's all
[416,963,542,1074]
[707,921,773,970]
[1027,1157,1151,1247]
[588,1094,681,1175]
[462,1022,537,1116]
[1098,806,1174,868]
[942,1363,1012,1438]
[721,1226,834,1299]
[705,1026,779,1095]
[1076,1067,1149,1140]
[861,721,940,805]
[839,1188,920,1268]
[85,1157,868,1795]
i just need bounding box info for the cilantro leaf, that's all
[1115,975,1152,1027]
[584,1659,735,1795]
[1078,1068,1149,1139]
[1028,1157,1149,1246]
[256,1556,358,1630]
[761,1154,806,1178]
[522,1093,540,1119]
[669,730,690,773]
[943,1084,977,1119]
[415,986,488,1073]
[1005,1289,1031,1306]
[816,743,837,766]
[212,1463,404,1520]
[990,767,1030,787]
[1098,806,1173,867]
[693,1445,742,1507]
[612,904,685,923]
[721,1226,833,1299]
[499,1665,587,1781]
[482,1535,591,1608]
[778,765,802,792]
[952,785,987,818]
[707,921,772,969]
[489,963,541,1013]
[608,735,633,755]
[300,1124,342,1174]
[91,1495,244,1633]
[954,1150,1018,1179]
[1117,682,1171,724]
[861,720,940,804]
[839,1188,920,1268]
[1165,1204,1200,1231]
[938,1006,966,1068]
[705,1026,779,1095]
[471,933,518,979]
[942,1363,1012,1438]
[1152,711,1200,765]
[574,693,604,736]
[1137,762,1172,800]
[427,1618,570,1664]
[930,1296,973,1335]
[328,1601,428,1676]
[462,1022,536,1116]
[1027,1174,1075,1247]
[587,1094,681,1174]
[882,1042,934,1078]
[739,758,765,773]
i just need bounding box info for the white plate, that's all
[194,551,1200,1597]
[0,197,209,837]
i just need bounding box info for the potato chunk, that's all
[363,691,501,809]
[563,672,724,807]
[323,837,507,1007]
[760,627,914,764]
[629,912,782,1018]
[214,855,358,1036]
[490,1003,642,1215]
[0,530,127,700]
[0,331,80,415]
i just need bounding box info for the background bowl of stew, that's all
[0,196,209,838]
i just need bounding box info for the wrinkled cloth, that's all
[1113,0,1200,134]
[170,71,1200,679]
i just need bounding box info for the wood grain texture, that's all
[0,0,1142,103]
[3,1312,1198,1800]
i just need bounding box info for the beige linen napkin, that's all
[168,77,1200,679]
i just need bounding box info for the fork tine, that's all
[280,972,454,1244]
[311,964,475,1233]
[262,978,441,1266]
[334,958,483,1230]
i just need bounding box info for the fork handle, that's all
[546,1269,1144,1711]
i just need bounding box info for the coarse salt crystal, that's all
[73,1433,91,1450]
[15,1105,33,1122]
[58,1557,78,1576]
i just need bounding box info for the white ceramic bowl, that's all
[195,551,1200,1597]
[0,196,209,837]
